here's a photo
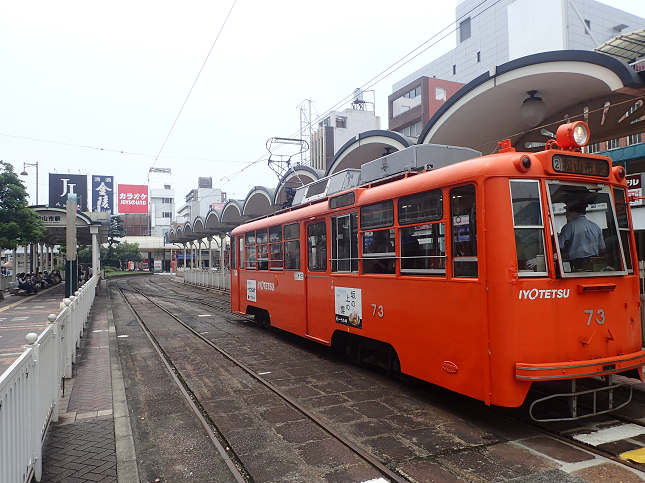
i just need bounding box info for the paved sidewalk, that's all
[40,282,137,482]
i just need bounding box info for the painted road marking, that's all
[11,317,30,321]
[258,372,271,375]
[197,314,211,317]
[361,479,388,483]
[93,330,104,333]
[117,335,129,338]
[574,424,645,446]
[620,447,645,463]
[32,306,46,309]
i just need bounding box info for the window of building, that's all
[162,212,171,218]
[435,87,446,101]
[460,17,471,42]
[453,64,456,75]
[162,198,172,203]
[627,134,642,146]
[607,138,619,150]
[451,184,477,277]
[584,19,591,34]
[402,122,423,138]
[307,222,327,271]
[477,51,481,62]
[331,213,358,273]
[336,116,346,128]
[586,143,601,154]
[164,184,171,189]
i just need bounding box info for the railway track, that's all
[114,278,408,483]
[115,276,645,481]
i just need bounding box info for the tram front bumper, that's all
[516,349,645,381]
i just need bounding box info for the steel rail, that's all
[123,278,410,483]
[114,282,249,483]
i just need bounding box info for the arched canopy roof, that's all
[325,130,412,176]
[274,166,323,207]
[243,186,277,218]
[419,51,645,154]
[32,206,109,246]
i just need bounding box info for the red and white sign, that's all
[118,184,148,213]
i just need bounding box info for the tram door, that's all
[230,236,243,313]
[305,221,332,342]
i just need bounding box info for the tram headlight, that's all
[513,155,532,172]
[556,121,590,149]
[613,165,626,180]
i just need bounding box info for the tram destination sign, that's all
[551,154,610,177]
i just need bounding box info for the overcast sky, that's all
[1,0,644,212]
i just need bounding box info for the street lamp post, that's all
[20,162,39,204]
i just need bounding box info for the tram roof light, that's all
[556,121,589,150]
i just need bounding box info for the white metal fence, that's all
[182,269,230,292]
[0,275,98,483]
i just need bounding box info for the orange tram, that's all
[230,122,645,421]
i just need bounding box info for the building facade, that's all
[177,177,227,225]
[388,77,465,140]
[310,106,381,171]
[148,167,174,239]
[394,0,645,90]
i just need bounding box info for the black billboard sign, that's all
[91,175,114,214]
[48,174,88,212]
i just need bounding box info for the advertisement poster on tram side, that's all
[335,287,362,329]
[247,279,257,302]
[118,184,148,214]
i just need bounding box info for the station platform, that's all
[0,282,137,483]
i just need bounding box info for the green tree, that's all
[0,161,45,250]
[108,215,125,247]
[114,241,143,267]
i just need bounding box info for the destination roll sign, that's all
[552,154,610,177]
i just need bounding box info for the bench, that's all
[9,281,24,296]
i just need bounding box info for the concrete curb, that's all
[107,288,140,483]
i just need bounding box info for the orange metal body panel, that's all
[231,148,644,408]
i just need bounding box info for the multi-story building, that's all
[177,177,227,224]
[310,102,381,171]
[148,167,174,238]
[388,77,465,141]
[393,0,645,89]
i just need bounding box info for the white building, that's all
[393,0,645,90]
[310,103,381,171]
[177,177,227,224]
[148,167,174,238]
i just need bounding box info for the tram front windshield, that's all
[547,182,626,276]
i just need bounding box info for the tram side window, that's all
[284,223,300,270]
[231,236,236,269]
[307,222,327,271]
[245,232,256,269]
[332,213,358,273]
[362,229,395,274]
[451,185,478,278]
[398,190,445,275]
[269,226,283,270]
[510,180,547,276]
[361,200,394,230]
[256,229,268,270]
[613,188,633,272]
[239,237,245,270]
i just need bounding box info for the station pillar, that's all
[65,197,78,298]
[90,225,100,276]
[220,234,225,271]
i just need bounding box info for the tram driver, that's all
[558,197,606,270]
